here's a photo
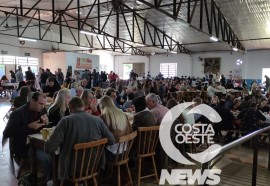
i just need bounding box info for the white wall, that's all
[246,50,270,80]
[114,55,149,78]
[0,36,49,67]
[43,52,66,75]
[191,51,246,79]
[191,50,270,82]
[43,52,100,76]
[149,54,191,77]
[92,50,114,72]
[66,52,99,72]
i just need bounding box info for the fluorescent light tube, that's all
[134,43,145,47]
[210,36,218,42]
[80,30,97,36]
[170,51,177,54]
[18,37,37,42]
[232,47,238,51]
[80,46,91,50]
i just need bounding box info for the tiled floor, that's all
[0,99,18,186]
[0,98,270,186]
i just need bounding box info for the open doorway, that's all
[123,63,145,80]
[123,64,133,80]
[262,68,270,84]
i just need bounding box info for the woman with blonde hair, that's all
[48,88,71,127]
[100,95,132,158]
[81,89,100,116]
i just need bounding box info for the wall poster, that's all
[76,58,92,69]
[204,58,221,74]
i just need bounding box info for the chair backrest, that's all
[138,126,160,156]
[72,138,108,181]
[113,131,137,164]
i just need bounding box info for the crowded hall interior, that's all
[1,0,270,186]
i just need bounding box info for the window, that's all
[0,56,15,64]
[160,63,177,78]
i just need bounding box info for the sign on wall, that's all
[76,58,92,69]
[233,69,242,79]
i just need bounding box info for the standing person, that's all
[81,69,90,86]
[45,97,115,184]
[10,70,16,83]
[220,74,226,87]
[92,69,98,87]
[56,68,64,85]
[15,66,24,83]
[40,69,49,90]
[25,66,35,82]
[147,71,151,80]
[265,75,270,90]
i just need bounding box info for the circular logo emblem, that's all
[159,102,222,165]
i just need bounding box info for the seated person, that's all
[214,100,236,142]
[207,82,218,98]
[1,75,9,83]
[238,102,266,132]
[13,86,31,109]
[210,95,219,107]
[43,76,61,98]
[258,98,270,113]
[3,92,52,179]
[75,86,83,97]
[122,92,134,111]
[11,81,27,103]
[100,96,132,161]
[45,97,115,184]
[231,98,241,112]
[106,88,122,109]
[48,89,71,127]
[132,96,157,131]
[81,89,100,116]
[27,80,37,92]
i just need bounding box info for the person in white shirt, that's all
[216,82,227,94]
[207,82,218,98]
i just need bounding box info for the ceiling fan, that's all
[3,12,23,29]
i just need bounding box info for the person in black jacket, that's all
[238,102,266,132]
[25,67,35,82]
[3,92,52,179]
[43,76,61,98]
[214,100,235,142]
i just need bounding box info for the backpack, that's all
[18,173,37,186]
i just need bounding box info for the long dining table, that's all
[27,133,59,186]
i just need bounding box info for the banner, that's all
[76,58,92,69]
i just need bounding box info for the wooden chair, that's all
[106,131,137,186]
[60,138,108,186]
[200,91,208,101]
[137,126,160,186]
[6,137,27,178]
